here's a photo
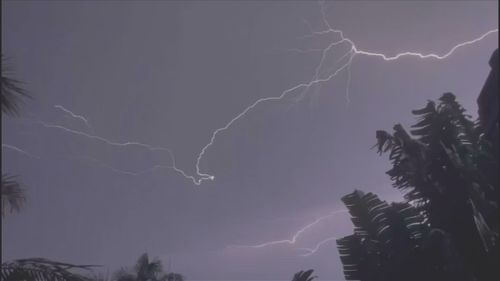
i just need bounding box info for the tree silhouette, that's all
[1,54,98,281]
[337,92,499,280]
[291,269,317,281]
[113,254,184,281]
[1,258,95,281]
[1,54,29,216]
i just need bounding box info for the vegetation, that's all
[1,54,29,216]
[1,259,95,281]
[113,254,184,281]
[337,92,499,280]
[291,269,317,281]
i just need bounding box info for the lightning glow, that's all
[228,209,347,249]
[189,1,498,185]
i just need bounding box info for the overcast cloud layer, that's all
[2,1,498,280]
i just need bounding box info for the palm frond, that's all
[1,258,97,281]
[1,174,26,216]
[1,54,30,116]
[291,269,317,281]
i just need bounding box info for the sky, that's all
[2,1,498,280]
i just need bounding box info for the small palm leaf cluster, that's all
[1,258,95,281]
[113,254,184,281]
[291,269,317,281]
[336,190,442,281]
[1,174,26,216]
[338,93,499,280]
[1,54,29,116]
[1,53,30,217]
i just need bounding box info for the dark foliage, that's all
[291,269,317,281]
[1,174,26,216]
[338,93,499,280]
[1,54,30,116]
[113,254,184,281]
[1,258,96,281]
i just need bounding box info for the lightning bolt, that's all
[227,209,347,249]
[190,1,498,185]
[10,3,496,187]
[54,105,94,132]
[36,120,196,181]
[298,236,337,257]
[2,143,40,159]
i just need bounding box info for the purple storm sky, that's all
[2,1,498,280]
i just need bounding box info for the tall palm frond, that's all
[1,54,29,116]
[291,269,317,281]
[337,190,430,280]
[370,92,499,280]
[1,258,96,281]
[1,174,26,216]
[114,253,182,281]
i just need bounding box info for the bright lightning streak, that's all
[36,120,196,182]
[195,51,355,185]
[298,236,337,257]
[54,105,94,132]
[228,209,347,249]
[189,1,498,185]
[223,14,496,248]
[2,143,40,159]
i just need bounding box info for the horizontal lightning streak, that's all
[36,120,196,181]
[2,143,40,159]
[228,209,347,249]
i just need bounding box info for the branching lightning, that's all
[227,209,347,250]
[221,1,497,251]
[190,1,498,185]
[5,1,497,257]
[36,120,195,181]
[298,236,337,257]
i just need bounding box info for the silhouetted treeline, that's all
[335,49,499,281]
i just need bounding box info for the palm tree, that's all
[1,174,26,216]
[291,269,317,281]
[2,54,98,281]
[374,93,498,279]
[113,254,184,281]
[337,92,498,280]
[1,54,29,116]
[1,258,95,281]
[336,190,469,281]
[1,54,30,216]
